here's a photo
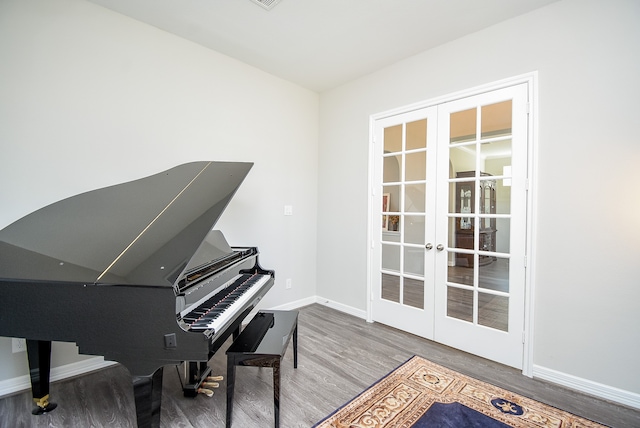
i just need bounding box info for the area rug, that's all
[313,356,606,428]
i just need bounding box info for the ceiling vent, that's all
[250,0,282,11]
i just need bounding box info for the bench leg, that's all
[273,358,281,428]
[293,323,298,369]
[226,358,236,427]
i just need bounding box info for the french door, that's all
[371,83,529,369]
[372,106,438,339]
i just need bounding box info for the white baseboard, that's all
[314,296,367,319]
[268,296,317,311]
[0,357,117,398]
[267,295,367,320]
[533,364,640,410]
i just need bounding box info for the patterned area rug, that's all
[313,356,607,428]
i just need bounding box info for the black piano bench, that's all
[225,310,298,428]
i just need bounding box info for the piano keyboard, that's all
[181,273,271,333]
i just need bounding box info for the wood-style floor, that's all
[0,304,638,427]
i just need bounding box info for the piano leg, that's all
[132,368,164,428]
[25,339,58,415]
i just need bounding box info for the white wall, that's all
[0,0,318,382]
[317,0,640,397]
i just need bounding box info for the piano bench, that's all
[225,310,298,428]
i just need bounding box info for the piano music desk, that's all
[226,310,298,428]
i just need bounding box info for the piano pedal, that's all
[202,382,219,388]
[197,388,214,397]
[207,375,223,382]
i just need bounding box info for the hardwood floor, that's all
[1,304,638,427]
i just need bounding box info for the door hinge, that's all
[524,255,527,267]
[522,331,526,344]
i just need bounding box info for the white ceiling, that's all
[86,0,559,92]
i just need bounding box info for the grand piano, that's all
[0,161,275,428]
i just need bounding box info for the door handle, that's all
[436,244,444,251]
[425,243,433,250]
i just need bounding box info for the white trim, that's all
[0,357,117,398]
[366,118,376,324]
[533,365,640,410]
[522,71,539,377]
[268,296,317,311]
[271,295,368,319]
[256,295,367,321]
[314,296,368,319]
[371,72,540,122]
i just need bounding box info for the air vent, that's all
[250,0,282,11]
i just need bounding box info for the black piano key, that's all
[209,310,223,317]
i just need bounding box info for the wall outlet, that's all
[285,278,292,289]
[12,338,26,353]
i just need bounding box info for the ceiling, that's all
[86,0,559,92]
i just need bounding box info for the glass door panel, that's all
[404,215,425,245]
[381,273,400,303]
[406,119,427,150]
[404,277,424,309]
[384,125,402,152]
[478,293,509,331]
[383,157,401,183]
[447,287,473,322]
[405,183,425,212]
[381,244,400,271]
[405,152,426,181]
[450,108,477,142]
[404,247,424,276]
[478,257,509,291]
[481,100,512,137]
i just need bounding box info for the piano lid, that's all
[0,161,252,287]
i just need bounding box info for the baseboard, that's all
[268,296,317,311]
[533,364,640,410]
[0,357,117,398]
[314,296,367,319]
[268,296,367,320]
[241,296,318,323]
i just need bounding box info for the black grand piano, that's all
[0,161,274,428]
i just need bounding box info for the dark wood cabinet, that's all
[455,171,496,267]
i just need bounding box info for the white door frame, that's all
[367,72,538,376]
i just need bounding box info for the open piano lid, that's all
[0,161,253,287]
